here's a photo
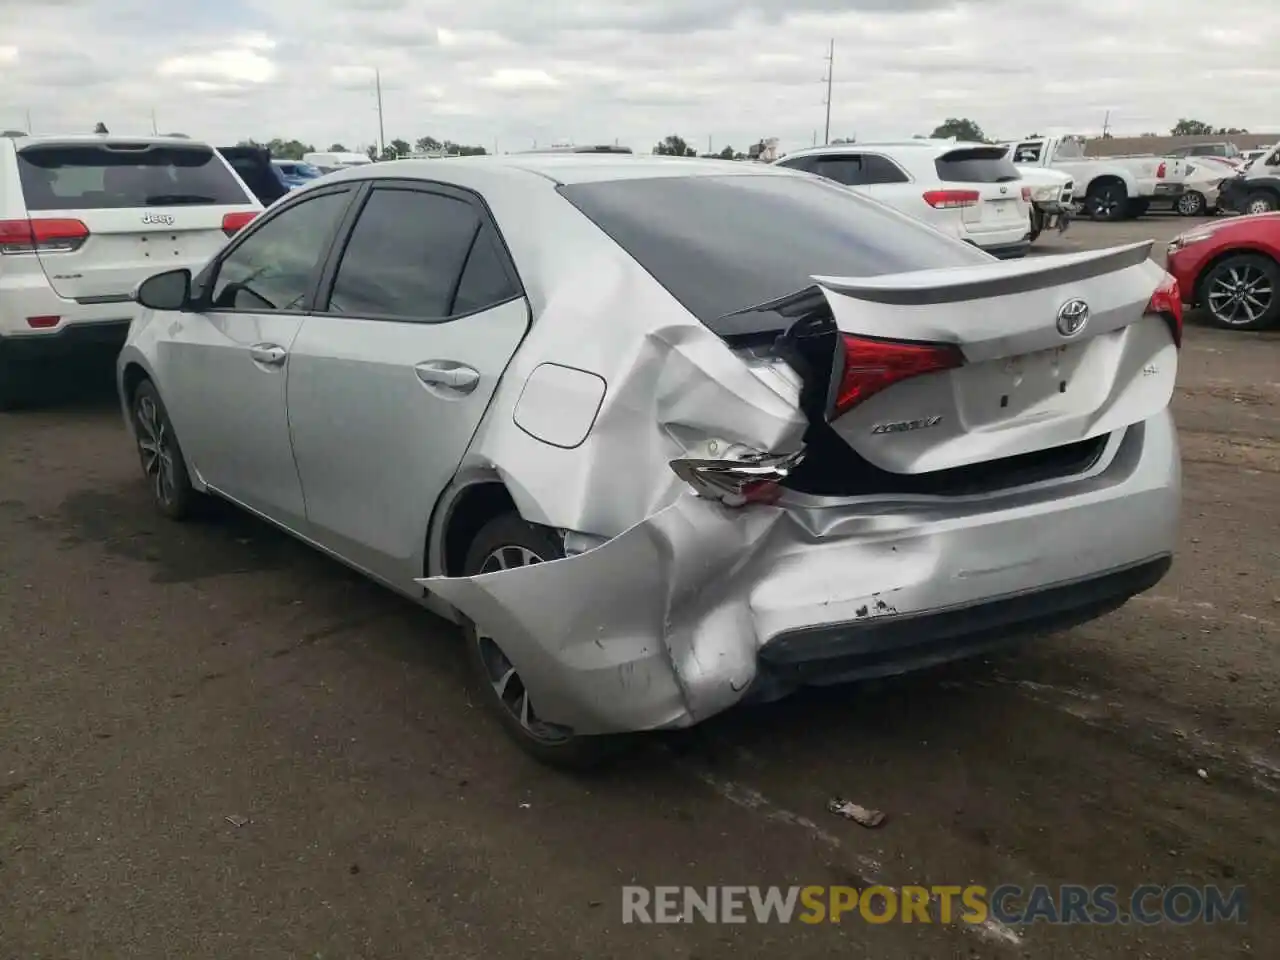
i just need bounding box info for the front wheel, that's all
[131,380,199,519]
[461,512,631,769]
[1200,254,1280,331]
[1245,191,1278,215]
[1176,191,1207,217]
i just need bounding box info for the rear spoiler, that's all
[812,241,1155,306]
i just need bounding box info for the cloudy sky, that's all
[1,0,1276,154]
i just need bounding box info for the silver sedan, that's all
[118,154,1182,767]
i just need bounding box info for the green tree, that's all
[717,145,736,160]
[1214,126,1249,135]
[93,121,109,134]
[930,118,986,142]
[328,142,348,152]
[415,135,442,153]
[1171,119,1213,136]
[653,135,694,156]
[265,138,314,160]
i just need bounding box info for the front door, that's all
[285,182,530,586]
[160,186,355,528]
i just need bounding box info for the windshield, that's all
[17,142,252,210]
[560,173,990,325]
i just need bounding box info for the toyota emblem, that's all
[1056,298,1090,337]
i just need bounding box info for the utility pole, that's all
[1101,110,1111,138]
[150,109,158,135]
[707,134,712,155]
[375,68,386,157]
[822,39,834,145]
[25,108,32,133]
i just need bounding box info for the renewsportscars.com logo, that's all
[621,884,1248,926]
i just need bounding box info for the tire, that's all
[130,379,200,520]
[1088,180,1128,222]
[1126,198,1150,218]
[461,512,631,769]
[1028,209,1042,243]
[1199,254,1280,331]
[1176,191,1207,217]
[0,360,38,411]
[1245,191,1278,215]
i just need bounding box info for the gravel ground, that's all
[1,215,1277,959]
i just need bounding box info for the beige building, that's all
[1084,133,1277,157]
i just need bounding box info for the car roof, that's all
[9,134,214,149]
[323,153,792,187]
[782,140,982,160]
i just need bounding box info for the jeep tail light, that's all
[0,218,89,255]
[222,211,258,236]
[1146,273,1183,348]
[835,334,965,417]
[1156,162,1167,178]
[922,189,980,209]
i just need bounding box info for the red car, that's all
[1166,213,1280,330]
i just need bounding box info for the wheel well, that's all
[1086,174,1126,197]
[439,482,518,577]
[1247,185,1280,200]
[121,362,150,407]
[1192,250,1280,307]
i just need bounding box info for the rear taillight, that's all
[922,189,980,209]
[0,218,89,255]
[1021,186,1032,202]
[1146,273,1183,348]
[222,211,258,236]
[1156,162,1167,178]
[835,334,964,417]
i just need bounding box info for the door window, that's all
[325,187,517,321]
[810,155,870,186]
[858,154,911,184]
[208,190,351,312]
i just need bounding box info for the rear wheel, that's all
[461,512,630,769]
[1245,191,1278,215]
[1200,254,1280,331]
[131,379,199,519]
[1176,191,1207,217]
[1088,180,1128,222]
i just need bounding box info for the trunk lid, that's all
[16,139,259,301]
[807,241,1177,474]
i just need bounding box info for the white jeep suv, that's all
[775,140,1032,259]
[0,134,262,408]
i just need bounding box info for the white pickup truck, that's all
[1000,136,1190,222]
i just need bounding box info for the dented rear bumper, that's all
[421,411,1180,736]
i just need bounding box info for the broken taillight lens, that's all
[669,450,804,508]
[834,334,965,417]
[1145,273,1183,348]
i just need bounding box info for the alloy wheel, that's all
[474,545,573,744]
[1177,192,1205,216]
[1208,263,1274,327]
[1247,197,1274,216]
[134,395,177,507]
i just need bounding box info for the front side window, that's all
[209,190,351,311]
[325,188,512,321]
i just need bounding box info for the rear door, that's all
[934,145,1027,236]
[285,180,529,585]
[14,140,259,302]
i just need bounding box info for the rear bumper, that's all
[0,319,131,364]
[422,410,1181,735]
[976,237,1033,259]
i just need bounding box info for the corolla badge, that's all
[141,212,175,226]
[1056,298,1090,337]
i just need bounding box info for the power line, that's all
[821,39,834,146]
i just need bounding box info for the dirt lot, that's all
[1,215,1277,959]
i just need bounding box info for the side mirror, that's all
[132,268,192,311]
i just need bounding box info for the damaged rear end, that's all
[426,172,1181,740]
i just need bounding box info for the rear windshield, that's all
[559,173,990,323]
[17,142,252,211]
[934,147,1021,184]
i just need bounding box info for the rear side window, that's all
[934,147,1021,184]
[17,142,252,211]
[560,174,990,324]
[808,154,909,186]
[325,187,513,321]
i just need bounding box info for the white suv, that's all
[0,134,263,408]
[774,140,1032,259]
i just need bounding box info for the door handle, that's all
[414,360,480,395]
[249,343,288,366]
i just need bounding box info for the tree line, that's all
[235,136,489,161]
